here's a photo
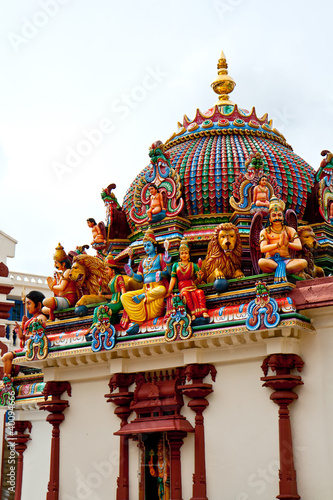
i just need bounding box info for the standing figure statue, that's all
[43,244,78,320]
[121,228,171,334]
[167,238,209,322]
[258,197,307,282]
[148,439,170,500]
[2,291,47,378]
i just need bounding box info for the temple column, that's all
[0,261,15,356]
[38,381,71,500]
[105,373,135,500]
[7,420,32,500]
[167,431,186,500]
[178,364,216,500]
[261,354,304,500]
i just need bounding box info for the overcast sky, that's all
[0,0,332,276]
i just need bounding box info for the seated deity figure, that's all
[87,218,106,247]
[42,244,78,320]
[253,175,270,208]
[258,197,307,282]
[146,184,165,222]
[121,228,171,334]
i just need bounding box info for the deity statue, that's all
[316,150,333,224]
[258,197,307,282]
[148,438,170,500]
[89,254,126,331]
[167,239,209,322]
[253,175,270,208]
[230,153,280,214]
[130,141,184,225]
[2,291,47,378]
[86,218,107,258]
[147,184,165,222]
[121,228,171,334]
[42,244,78,320]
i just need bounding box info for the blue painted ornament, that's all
[75,305,89,317]
[214,278,229,293]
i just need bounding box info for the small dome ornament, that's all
[211,50,236,107]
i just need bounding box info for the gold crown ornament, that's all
[53,243,67,263]
[269,196,285,213]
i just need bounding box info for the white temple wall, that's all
[18,410,51,500]
[12,310,333,500]
[57,377,121,500]
[201,357,278,500]
[291,306,333,500]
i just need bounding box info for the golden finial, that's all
[211,51,236,107]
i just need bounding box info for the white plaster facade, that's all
[8,310,332,500]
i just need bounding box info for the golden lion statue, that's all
[69,254,110,306]
[297,226,325,279]
[69,254,142,306]
[202,223,244,282]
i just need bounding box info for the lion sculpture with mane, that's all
[69,254,110,306]
[202,223,244,283]
[296,226,325,279]
[69,254,142,307]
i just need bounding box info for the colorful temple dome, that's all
[123,52,315,228]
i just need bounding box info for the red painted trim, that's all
[0,414,6,496]
[178,364,216,500]
[7,421,32,500]
[38,381,71,500]
[261,354,303,500]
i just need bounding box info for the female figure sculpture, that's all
[167,239,209,321]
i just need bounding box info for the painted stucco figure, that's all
[167,238,208,321]
[148,439,170,500]
[202,223,244,282]
[297,226,325,279]
[89,254,126,334]
[2,291,47,378]
[253,175,270,208]
[147,184,165,222]
[87,218,107,258]
[121,228,171,334]
[258,197,307,282]
[43,244,78,320]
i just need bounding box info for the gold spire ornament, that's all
[211,51,236,106]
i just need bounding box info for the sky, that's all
[0,0,333,276]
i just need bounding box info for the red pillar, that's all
[261,354,304,500]
[105,373,135,500]
[38,381,71,500]
[179,364,216,500]
[167,431,186,500]
[7,420,32,500]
